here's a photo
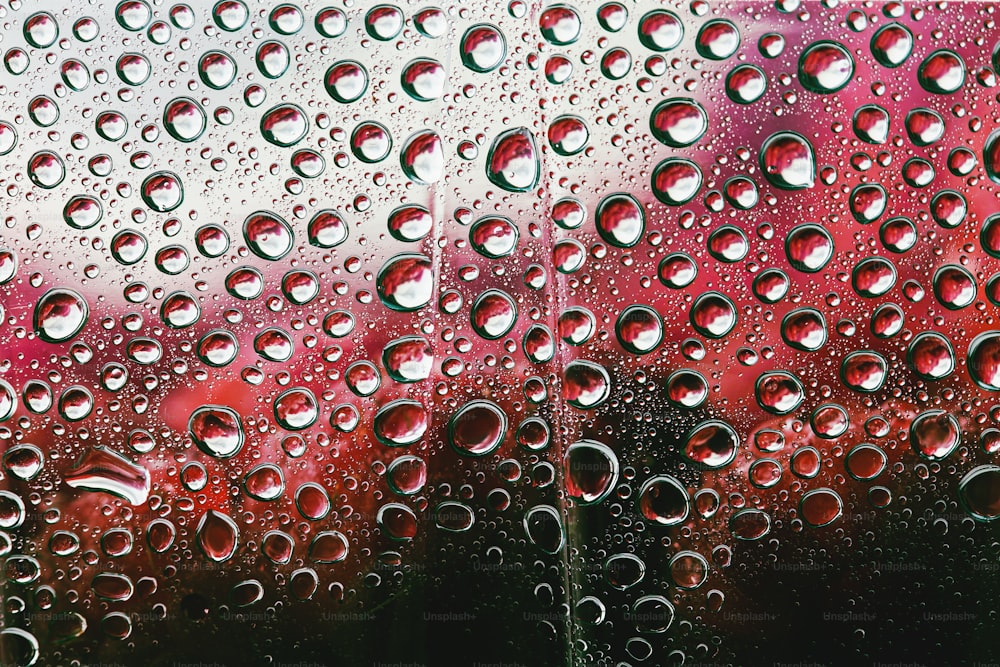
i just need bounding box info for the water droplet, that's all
[199,50,238,89]
[449,400,506,456]
[486,127,539,192]
[840,350,887,393]
[909,409,960,461]
[658,253,697,289]
[388,205,432,242]
[918,49,965,94]
[310,531,349,563]
[64,446,150,505]
[435,501,475,532]
[196,509,239,561]
[565,440,619,505]
[760,132,815,190]
[325,61,368,103]
[616,305,663,354]
[853,104,890,144]
[470,289,517,339]
[273,388,318,431]
[244,463,285,501]
[651,158,702,205]
[256,40,290,79]
[400,129,444,184]
[34,288,88,343]
[846,444,887,480]
[932,264,976,310]
[315,7,347,38]
[377,253,433,311]
[547,115,589,156]
[730,508,771,540]
[377,502,417,540]
[0,490,26,529]
[852,257,896,297]
[261,104,308,147]
[116,53,151,85]
[755,371,804,415]
[637,10,683,52]
[851,183,888,224]
[27,150,65,189]
[958,465,1000,522]
[524,505,564,554]
[690,291,737,338]
[563,360,610,409]
[799,488,843,527]
[374,399,428,446]
[684,420,739,469]
[696,19,740,60]
[638,475,689,526]
[365,4,403,40]
[197,329,239,367]
[401,58,446,101]
[596,193,645,247]
[905,108,945,147]
[606,552,645,589]
[870,22,912,68]
[213,0,248,31]
[725,64,767,104]
[163,97,206,142]
[387,455,427,495]
[345,360,381,396]
[461,24,506,73]
[781,308,827,351]
[382,336,433,382]
[189,405,245,458]
[244,210,294,260]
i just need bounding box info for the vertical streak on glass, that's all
[535,1,576,664]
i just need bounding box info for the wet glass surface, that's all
[2,1,1000,666]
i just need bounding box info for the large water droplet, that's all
[840,350,887,393]
[918,49,965,94]
[461,24,506,73]
[449,400,506,456]
[785,224,834,272]
[959,465,1000,522]
[64,446,150,505]
[261,104,308,147]
[684,420,739,469]
[637,475,690,526]
[244,463,285,501]
[760,132,815,189]
[755,371,804,415]
[35,288,89,343]
[244,210,294,260]
[524,505,564,554]
[563,360,610,409]
[637,10,683,51]
[470,289,517,339]
[196,509,239,562]
[799,488,843,527]
[163,97,206,142]
[189,405,245,458]
[696,19,740,60]
[486,127,539,192]
[374,399,428,446]
[325,61,368,103]
[565,440,619,505]
[400,129,444,184]
[596,193,645,247]
[690,291,737,338]
[377,253,433,311]
[651,158,702,205]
